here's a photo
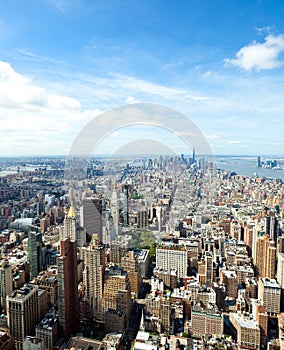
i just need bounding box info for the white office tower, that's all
[156,244,187,279]
[156,206,162,232]
[111,191,119,237]
[102,210,114,245]
[60,203,86,247]
[277,253,284,288]
[0,259,13,311]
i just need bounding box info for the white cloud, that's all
[41,67,284,155]
[225,34,284,71]
[112,73,211,102]
[0,61,81,110]
[126,96,141,104]
[0,61,44,106]
[0,61,87,155]
[164,59,184,69]
[2,55,284,156]
[47,94,81,109]
[255,26,272,34]
[17,48,67,66]
[228,140,241,144]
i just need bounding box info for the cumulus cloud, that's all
[225,34,284,71]
[0,61,81,109]
[0,61,45,106]
[0,61,88,155]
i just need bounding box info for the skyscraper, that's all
[277,253,284,288]
[28,229,43,280]
[258,278,281,316]
[60,204,76,241]
[103,266,132,332]
[265,213,278,242]
[205,252,213,286]
[277,253,284,310]
[123,184,129,227]
[110,191,119,237]
[57,238,78,340]
[156,244,187,279]
[7,284,39,350]
[0,259,13,311]
[61,203,86,247]
[160,297,171,333]
[255,236,276,279]
[156,206,162,232]
[80,197,103,241]
[121,251,141,295]
[192,147,196,164]
[82,237,105,321]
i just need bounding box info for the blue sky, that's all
[0,0,284,156]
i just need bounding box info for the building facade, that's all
[82,237,106,320]
[57,238,78,340]
[7,284,39,350]
[156,244,187,279]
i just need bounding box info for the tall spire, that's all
[67,202,76,218]
[139,308,145,332]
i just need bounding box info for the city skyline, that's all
[0,1,284,156]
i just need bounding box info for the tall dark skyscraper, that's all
[57,237,78,340]
[265,214,278,242]
[28,229,43,280]
[80,197,103,241]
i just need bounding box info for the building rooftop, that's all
[230,312,259,330]
[37,308,58,331]
[134,331,162,350]
[9,284,38,300]
[222,270,237,278]
[136,331,150,342]
[135,249,149,261]
[153,267,177,275]
[105,265,127,277]
[24,336,43,345]
[65,337,102,350]
[261,278,281,288]
[192,303,221,317]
